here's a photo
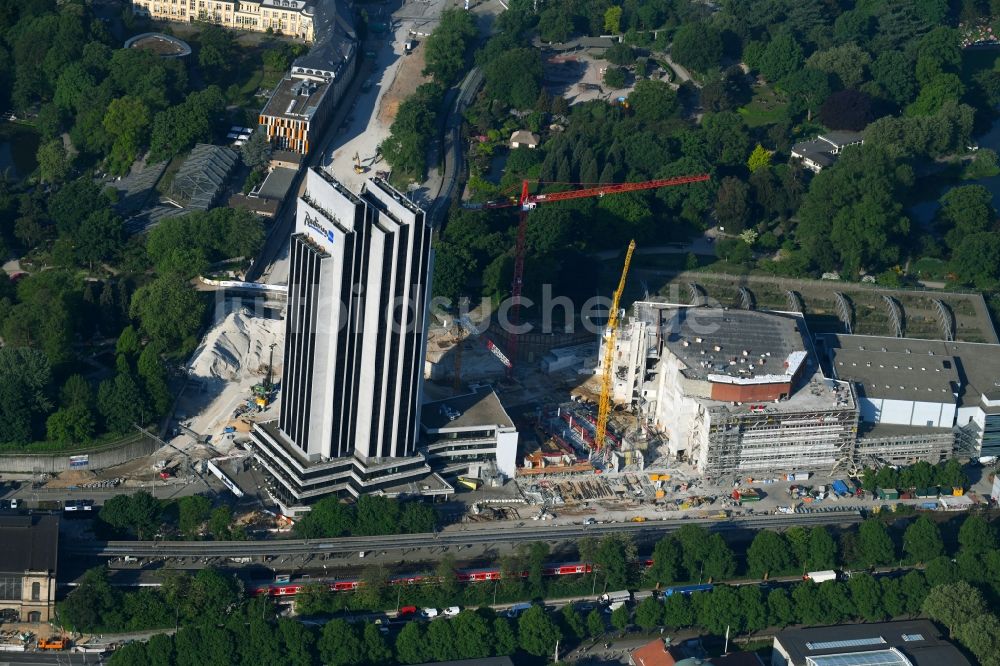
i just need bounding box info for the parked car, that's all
[398,606,418,617]
[444,606,461,617]
[421,608,438,619]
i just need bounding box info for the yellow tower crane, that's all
[595,239,636,452]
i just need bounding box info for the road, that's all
[65,511,862,558]
[0,654,104,665]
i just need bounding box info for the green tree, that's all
[240,129,271,170]
[698,586,743,635]
[951,232,1000,290]
[561,604,586,639]
[739,585,767,633]
[595,533,637,589]
[922,581,987,636]
[293,497,354,539]
[715,176,750,233]
[493,617,518,656]
[662,593,693,628]
[426,618,458,662]
[938,185,995,249]
[37,139,71,183]
[796,145,910,274]
[635,596,663,630]
[747,144,771,173]
[129,275,205,351]
[747,530,792,578]
[807,42,871,89]
[103,96,150,176]
[604,6,622,33]
[482,48,543,109]
[586,607,606,637]
[98,370,149,433]
[61,567,119,631]
[354,495,401,536]
[278,617,315,666]
[178,495,211,538]
[519,605,561,656]
[808,526,838,571]
[819,582,855,623]
[422,8,478,85]
[648,535,682,585]
[880,577,905,618]
[780,68,830,121]
[0,347,52,444]
[75,208,124,268]
[767,588,795,627]
[858,519,896,567]
[903,516,944,563]
[380,83,443,179]
[319,619,364,666]
[628,80,677,123]
[610,603,630,631]
[671,23,723,73]
[958,515,997,554]
[603,66,626,89]
[394,622,431,664]
[99,492,161,539]
[208,505,235,540]
[46,405,95,444]
[758,34,803,82]
[362,622,393,664]
[849,574,884,622]
[954,613,1000,665]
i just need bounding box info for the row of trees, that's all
[292,495,437,538]
[98,491,244,541]
[860,459,969,494]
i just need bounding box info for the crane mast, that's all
[473,173,710,376]
[595,240,635,451]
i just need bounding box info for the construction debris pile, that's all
[189,310,283,381]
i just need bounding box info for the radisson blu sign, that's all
[304,213,335,245]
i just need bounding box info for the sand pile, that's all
[188,310,283,381]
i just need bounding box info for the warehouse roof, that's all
[824,334,1000,407]
[0,514,58,573]
[774,619,971,666]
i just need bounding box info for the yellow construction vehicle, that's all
[594,240,636,451]
[353,152,366,174]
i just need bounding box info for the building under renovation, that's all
[613,304,859,478]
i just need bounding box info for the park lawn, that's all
[738,86,788,128]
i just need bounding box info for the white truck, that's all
[599,590,632,605]
[804,570,838,583]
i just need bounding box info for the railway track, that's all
[67,511,863,558]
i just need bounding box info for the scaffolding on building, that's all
[738,286,754,310]
[786,290,803,313]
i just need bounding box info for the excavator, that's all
[353,152,367,175]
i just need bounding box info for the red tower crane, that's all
[476,174,711,375]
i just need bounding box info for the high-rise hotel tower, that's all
[251,168,451,513]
